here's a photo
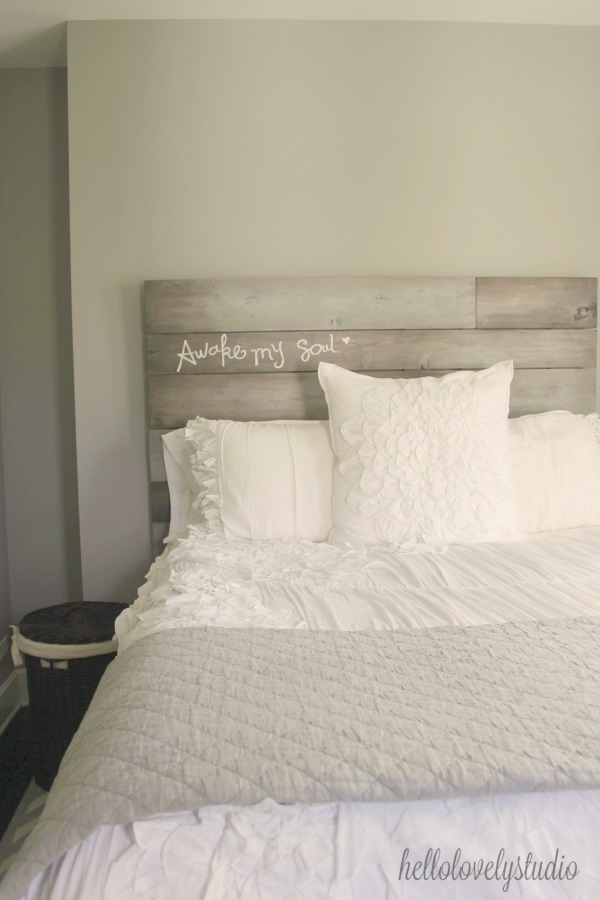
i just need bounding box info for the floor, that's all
[0,779,47,881]
[0,708,34,840]
[0,708,44,882]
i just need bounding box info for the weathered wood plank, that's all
[148,368,596,429]
[147,372,397,427]
[151,481,170,523]
[477,277,597,328]
[149,430,169,482]
[144,277,476,332]
[410,370,596,416]
[509,368,596,416]
[147,329,596,375]
[152,484,169,524]
[152,521,169,553]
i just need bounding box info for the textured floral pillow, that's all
[318,360,522,548]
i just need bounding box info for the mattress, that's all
[5,524,600,900]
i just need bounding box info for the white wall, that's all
[67,20,600,602]
[0,69,80,635]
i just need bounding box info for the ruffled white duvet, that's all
[16,526,600,900]
[117,523,600,649]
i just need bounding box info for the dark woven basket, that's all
[19,602,128,790]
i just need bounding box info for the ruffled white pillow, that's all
[318,360,522,548]
[184,418,334,541]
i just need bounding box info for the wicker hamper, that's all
[12,602,127,790]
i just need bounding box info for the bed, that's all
[3,275,600,900]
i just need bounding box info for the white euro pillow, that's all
[508,411,600,533]
[318,360,522,548]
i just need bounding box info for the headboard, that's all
[144,275,597,545]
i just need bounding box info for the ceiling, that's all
[2,0,600,68]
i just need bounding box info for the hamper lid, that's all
[19,602,128,645]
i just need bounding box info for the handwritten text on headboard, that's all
[176,333,350,372]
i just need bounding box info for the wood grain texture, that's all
[150,428,207,483]
[149,430,168,482]
[509,368,596,416]
[476,277,597,328]
[148,329,596,375]
[152,521,169,552]
[145,277,477,332]
[147,372,417,427]
[151,482,171,524]
[148,367,595,429]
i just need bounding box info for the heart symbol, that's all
[342,336,351,345]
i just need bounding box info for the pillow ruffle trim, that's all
[184,417,224,536]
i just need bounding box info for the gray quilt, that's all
[3,616,600,900]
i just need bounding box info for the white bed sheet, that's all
[15,526,600,900]
[22,792,600,899]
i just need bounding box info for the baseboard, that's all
[0,669,28,738]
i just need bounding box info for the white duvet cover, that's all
[117,523,600,645]
[14,526,600,900]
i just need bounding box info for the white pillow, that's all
[161,428,201,542]
[184,418,335,541]
[318,360,522,548]
[508,411,600,533]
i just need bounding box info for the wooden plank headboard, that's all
[143,275,597,543]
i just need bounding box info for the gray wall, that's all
[0,69,80,641]
[0,387,10,645]
[0,385,14,689]
[67,20,600,604]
